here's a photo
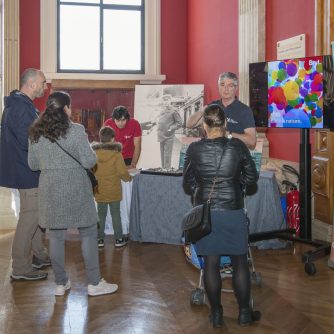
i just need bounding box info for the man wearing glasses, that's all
[186,72,256,150]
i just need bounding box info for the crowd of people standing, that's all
[4,67,331,328]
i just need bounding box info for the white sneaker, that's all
[55,280,71,296]
[87,278,118,296]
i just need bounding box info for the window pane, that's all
[59,6,100,70]
[103,10,141,71]
[60,0,99,4]
[103,0,142,5]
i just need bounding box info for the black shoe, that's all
[209,306,223,328]
[238,308,261,326]
[115,238,127,248]
[98,239,104,248]
[32,255,51,269]
[11,269,48,281]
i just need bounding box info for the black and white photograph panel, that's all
[134,84,204,170]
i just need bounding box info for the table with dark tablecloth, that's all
[129,171,285,247]
[129,174,192,244]
[246,170,285,249]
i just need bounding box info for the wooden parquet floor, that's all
[0,231,333,334]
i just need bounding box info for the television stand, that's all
[249,229,331,275]
[250,128,331,275]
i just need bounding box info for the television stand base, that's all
[249,228,331,276]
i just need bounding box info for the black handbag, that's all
[86,168,99,193]
[182,200,211,243]
[182,149,224,244]
[55,141,98,194]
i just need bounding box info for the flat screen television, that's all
[249,55,334,129]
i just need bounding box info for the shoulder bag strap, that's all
[55,140,84,168]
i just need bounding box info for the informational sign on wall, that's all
[277,34,305,60]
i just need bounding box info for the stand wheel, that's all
[251,271,262,286]
[250,296,254,308]
[190,288,205,305]
[304,262,316,276]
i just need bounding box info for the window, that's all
[41,0,165,82]
[58,0,144,73]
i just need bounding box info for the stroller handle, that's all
[282,179,298,190]
[282,164,300,181]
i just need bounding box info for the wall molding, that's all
[51,79,140,90]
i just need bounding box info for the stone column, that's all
[238,0,265,104]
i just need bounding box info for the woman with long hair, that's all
[183,104,260,327]
[28,91,118,296]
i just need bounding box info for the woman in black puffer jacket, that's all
[183,104,260,328]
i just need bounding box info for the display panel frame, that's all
[249,55,334,130]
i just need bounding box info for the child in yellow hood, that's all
[92,126,132,248]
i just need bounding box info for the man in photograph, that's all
[157,94,183,169]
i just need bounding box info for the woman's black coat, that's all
[182,137,258,210]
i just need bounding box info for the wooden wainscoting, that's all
[312,130,334,225]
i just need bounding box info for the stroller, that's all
[183,184,262,305]
[183,241,262,305]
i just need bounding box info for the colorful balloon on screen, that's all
[268,56,323,128]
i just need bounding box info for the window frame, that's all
[41,0,165,83]
[57,0,145,74]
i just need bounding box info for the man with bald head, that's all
[0,68,50,281]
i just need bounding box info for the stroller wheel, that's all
[304,262,316,276]
[251,271,262,286]
[190,288,205,305]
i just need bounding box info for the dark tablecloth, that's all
[129,171,285,247]
[129,174,192,244]
[246,170,285,249]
